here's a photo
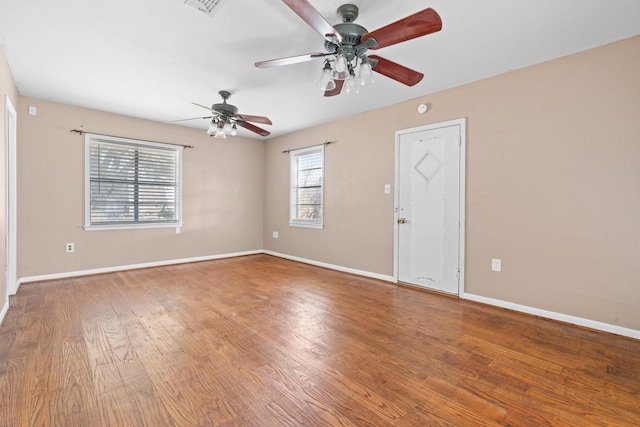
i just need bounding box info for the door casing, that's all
[5,95,17,296]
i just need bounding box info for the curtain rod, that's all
[70,128,195,149]
[281,140,335,154]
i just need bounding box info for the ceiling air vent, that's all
[184,0,225,17]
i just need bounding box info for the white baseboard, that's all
[464,293,640,340]
[0,298,8,327]
[17,250,263,288]
[17,249,393,289]
[14,250,638,341]
[264,250,395,283]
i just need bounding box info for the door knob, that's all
[398,217,407,224]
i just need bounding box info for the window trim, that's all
[84,133,183,231]
[289,144,324,229]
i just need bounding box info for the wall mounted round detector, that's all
[417,103,428,114]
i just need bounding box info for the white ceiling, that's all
[1,0,639,139]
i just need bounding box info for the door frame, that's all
[5,95,17,296]
[393,118,466,297]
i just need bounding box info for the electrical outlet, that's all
[272,231,279,238]
[66,243,74,253]
[491,258,501,272]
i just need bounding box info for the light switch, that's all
[384,184,391,194]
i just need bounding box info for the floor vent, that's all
[184,0,225,17]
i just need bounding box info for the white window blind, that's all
[289,145,324,229]
[85,134,182,230]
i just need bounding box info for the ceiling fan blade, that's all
[192,102,217,113]
[324,79,344,97]
[236,114,273,125]
[255,52,328,68]
[369,55,424,86]
[281,0,342,42]
[238,121,270,137]
[165,116,213,123]
[362,8,442,50]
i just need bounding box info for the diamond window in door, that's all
[414,150,444,184]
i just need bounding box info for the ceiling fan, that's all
[255,1,442,96]
[169,91,272,138]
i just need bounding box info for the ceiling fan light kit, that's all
[357,57,375,86]
[318,61,337,91]
[256,1,442,97]
[317,53,374,94]
[207,120,237,139]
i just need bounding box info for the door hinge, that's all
[456,268,461,279]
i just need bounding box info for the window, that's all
[289,145,324,229]
[85,134,182,230]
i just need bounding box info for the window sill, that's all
[289,221,324,230]
[84,222,183,231]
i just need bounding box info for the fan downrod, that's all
[218,90,232,102]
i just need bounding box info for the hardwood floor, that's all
[0,254,638,426]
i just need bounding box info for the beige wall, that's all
[0,46,19,308]
[264,107,397,275]
[17,98,264,277]
[264,35,640,330]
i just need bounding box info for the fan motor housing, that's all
[325,23,368,59]
[212,102,238,116]
[213,90,238,116]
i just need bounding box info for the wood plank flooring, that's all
[0,254,639,426]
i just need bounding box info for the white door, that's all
[394,119,465,295]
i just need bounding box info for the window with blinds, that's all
[84,134,182,230]
[289,145,324,229]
